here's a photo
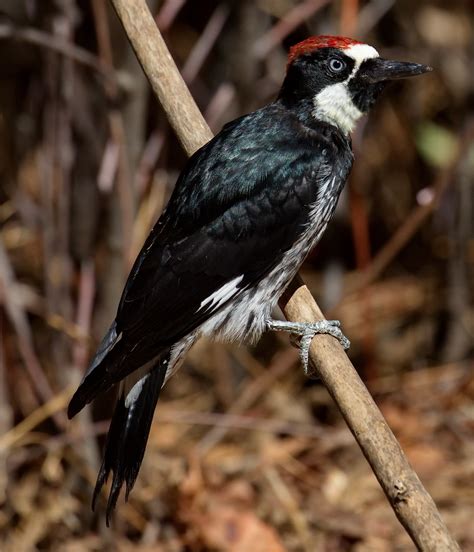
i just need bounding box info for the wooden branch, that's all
[109,1,460,549]
[110,0,212,154]
[281,277,460,550]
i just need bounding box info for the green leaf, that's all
[415,122,457,168]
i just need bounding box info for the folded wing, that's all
[68,106,331,417]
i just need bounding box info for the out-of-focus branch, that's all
[108,1,460,549]
[181,3,230,84]
[155,0,187,31]
[340,0,360,36]
[0,239,67,429]
[253,0,331,59]
[91,0,135,267]
[0,23,116,85]
[111,0,213,153]
[351,119,474,292]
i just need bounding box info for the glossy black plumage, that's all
[92,356,168,525]
[68,104,353,418]
[68,105,352,519]
[67,37,430,521]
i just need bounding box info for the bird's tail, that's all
[68,321,125,418]
[92,354,169,525]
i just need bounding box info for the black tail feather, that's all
[92,356,169,526]
[68,368,117,419]
[68,322,123,419]
[91,394,127,514]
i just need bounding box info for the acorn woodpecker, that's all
[68,35,431,521]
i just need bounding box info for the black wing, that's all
[68,105,340,415]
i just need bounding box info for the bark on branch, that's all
[109,1,460,549]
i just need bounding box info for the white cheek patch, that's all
[312,83,363,134]
[312,42,379,134]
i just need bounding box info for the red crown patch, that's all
[288,36,363,65]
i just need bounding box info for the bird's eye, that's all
[329,58,346,72]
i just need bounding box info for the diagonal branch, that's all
[108,1,460,549]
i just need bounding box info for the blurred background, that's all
[0,0,473,550]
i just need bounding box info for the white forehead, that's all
[345,43,379,65]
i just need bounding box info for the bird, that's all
[68,35,431,523]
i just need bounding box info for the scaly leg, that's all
[267,319,350,374]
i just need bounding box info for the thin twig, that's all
[0,387,72,452]
[0,239,67,430]
[91,0,135,266]
[341,0,378,378]
[351,119,474,292]
[204,82,236,132]
[156,0,187,31]
[73,260,95,371]
[134,129,166,198]
[111,0,213,153]
[181,3,230,84]
[52,6,75,391]
[265,467,313,552]
[196,348,297,454]
[47,410,350,451]
[97,137,120,193]
[107,1,460,549]
[0,23,116,85]
[356,0,396,37]
[253,0,332,60]
[340,0,360,36]
[0,304,13,503]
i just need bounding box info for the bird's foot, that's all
[267,319,350,375]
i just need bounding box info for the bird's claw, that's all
[267,318,350,375]
[302,320,350,371]
[296,320,350,374]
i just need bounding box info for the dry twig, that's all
[181,3,230,84]
[253,0,332,59]
[351,119,474,292]
[0,240,67,429]
[0,23,116,85]
[107,1,460,549]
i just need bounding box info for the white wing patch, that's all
[198,275,244,313]
[124,373,149,408]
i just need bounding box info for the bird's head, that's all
[279,36,432,134]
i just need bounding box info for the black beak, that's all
[360,58,432,83]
